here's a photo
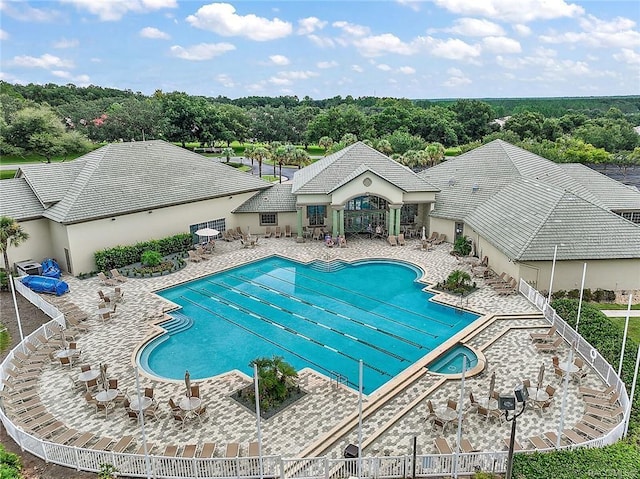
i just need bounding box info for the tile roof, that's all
[292,142,438,195]
[0,178,45,220]
[17,160,87,205]
[466,178,640,260]
[233,183,297,213]
[15,140,271,224]
[558,163,640,211]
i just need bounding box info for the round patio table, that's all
[559,361,579,374]
[78,370,100,382]
[179,396,202,412]
[95,389,118,403]
[55,348,78,358]
[477,397,498,410]
[130,396,153,411]
[528,388,550,402]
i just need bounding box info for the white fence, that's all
[0,277,629,478]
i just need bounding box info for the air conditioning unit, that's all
[15,260,43,276]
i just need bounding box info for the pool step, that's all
[160,312,193,335]
[309,260,347,273]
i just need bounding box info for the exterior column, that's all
[331,207,339,236]
[296,207,304,243]
[393,205,402,237]
[387,208,395,236]
[339,208,345,236]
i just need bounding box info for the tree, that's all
[504,111,546,140]
[318,136,333,154]
[0,216,29,272]
[253,146,270,178]
[451,99,494,143]
[425,142,445,167]
[290,147,311,170]
[222,147,234,163]
[382,129,426,155]
[250,355,298,410]
[3,104,91,162]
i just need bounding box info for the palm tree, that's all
[425,142,445,167]
[318,136,333,155]
[0,216,29,272]
[253,146,270,178]
[244,144,256,170]
[375,139,393,156]
[222,147,234,163]
[291,148,311,170]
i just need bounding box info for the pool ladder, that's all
[330,371,349,389]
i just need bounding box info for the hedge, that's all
[0,444,22,479]
[94,233,192,272]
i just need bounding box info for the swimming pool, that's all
[427,344,480,375]
[139,256,479,392]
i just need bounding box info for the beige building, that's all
[2,139,639,292]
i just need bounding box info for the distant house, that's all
[2,138,639,292]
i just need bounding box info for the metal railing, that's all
[0,277,629,478]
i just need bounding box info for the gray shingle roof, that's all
[292,142,438,195]
[17,160,87,205]
[233,184,297,213]
[558,163,640,211]
[466,178,640,260]
[0,178,45,220]
[421,140,606,220]
[30,140,271,224]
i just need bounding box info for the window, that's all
[189,218,226,244]
[454,221,464,241]
[400,204,417,224]
[260,213,277,225]
[619,211,640,224]
[307,205,326,226]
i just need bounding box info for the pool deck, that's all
[5,235,615,458]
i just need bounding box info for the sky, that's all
[1,0,639,100]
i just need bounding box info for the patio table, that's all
[477,398,499,410]
[528,388,550,402]
[130,396,153,411]
[55,348,78,359]
[559,361,579,374]
[78,370,100,383]
[180,396,202,419]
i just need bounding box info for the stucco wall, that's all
[234,212,298,236]
[331,174,405,205]
[429,217,455,243]
[4,218,52,273]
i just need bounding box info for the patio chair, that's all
[97,272,118,286]
[312,228,322,240]
[112,287,125,303]
[530,326,557,342]
[584,391,620,409]
[579,385,616,398]
[424,400,436,424]
[502,438,524,451]
[275,226,282,238]
[397,233,406,246]
[235,226,245,238]
[111,435,135,453]
[172,412,187,429]
[467,391,479,413]
[460,438,479,453]
[425,231,438,243]
[97,290,111,303]
[434,438,453,454]
[182,444,198,458]
[485,272,507,285]
[110,268,128,283]
[225,442,240,457]
[199,442,217,458]
[168,398,180,412]
[264,226,273,238]
[528,435,551,450]
[535,337,562,353]
[432,233,446,245]
[581,414,614,433]
[188,250,204,262]
[190,384,200,398]
[163,445,179,456]
[284,225,292,237]
[223,230,235,241]
[387,235,398,246]
[496,279,518,295]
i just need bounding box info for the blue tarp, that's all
[41,258,62,279]
[21,275,69,296]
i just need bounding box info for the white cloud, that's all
[513,24,532,36]
[377,64,392,71]
[421,36,482,60]
[140,27,170,39]
[297,17,326,35]
[352,65,364,73]
[269,54,290,66]
[396,0,422,12]
[12,53,74,69]
[169,43,236,61]
[275,70,319,80]
[445,18,505,37]
[316,60,338,69]
[333,21,370,37]
[0,29,8,40]
[307,34,335,48]
[614,48,640,65]
[433,0,584,23]
[482,36,521,53]
[61,0,177,21]
[216,74,235,87]
[269,77,291,86]
[443,67,471,87]
[0,2,62,22]
[50,70,91,85]
[540,14,640,48]
[53,38,79,48]
[353,33,417,57]
[186,3,292,41]
[399,66,416,74]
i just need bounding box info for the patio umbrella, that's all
[185,370,191,397]
[421,226,426,241]
[537,363,545,391]
[59,327,68,349]
[195,227,219,242]
[488,371,496,400]
[100,363,108,391]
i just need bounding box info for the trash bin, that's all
[344,444,359,459]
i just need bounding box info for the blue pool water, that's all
[139,256,479,393]
[427,344,479,374]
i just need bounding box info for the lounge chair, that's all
[90,437,114,450]
[579,385,616,398]
[223,230,235,242]
[503,438,524,451]
[581,414,614,433]
[460,438,479,453]
[432,233,446,245]
[530,326,557,342]
[535,337,562,353]
[111,435,135,453]
[97,272,118,286]
[496,279,518,295]
[199,442,217,458]
[182,444,198,458]
[109,269,128,283]
[562,429,588,445]
[52,428,80,445]
[264,226,273,238]
[284,225,292,237]
[247,441,259,456]
[583,392,620,409]
[584,405,624,421]
[528,435,550,450]
[485,272,507,285]
[188,250,204,263]
[275,226,282,238]
[573,422,601,439]
[225,442,240,457]
[387,235,398,246]
[235,226,244,238]
[434,437,453,454]
[425,231,438,243]
[163,445,179,456]
[70,432,95,448]
[397,233,406,246]
[312,228,322,240]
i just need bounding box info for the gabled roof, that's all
[466,178,640,261]
[233,184,297,213]
[15,140,271,224]
[0,178,45,221]
[17,161,87,206]
[292,142,438,195]
[558,163,640,211]
[420,140,606,219]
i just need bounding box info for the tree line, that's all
[1,81,638,171]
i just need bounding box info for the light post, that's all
[499,383,529,479]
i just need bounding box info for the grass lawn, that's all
[591,302,640,310]
[610,316,640,343]
[1,170,17,180]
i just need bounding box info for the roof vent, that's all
[448,177,456,186]
[472,183,479,193]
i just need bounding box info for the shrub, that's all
[141,250,162,267]
[0,444,22,479]
[94,233,192,271]
[453,235,472,256]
